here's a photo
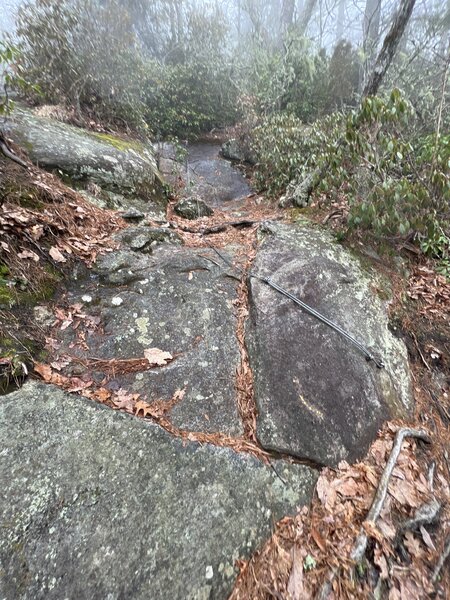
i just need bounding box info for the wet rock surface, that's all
[0,382,317,600]
[60,245,244,435]
[248,222,413,466]
[159,142,253,208]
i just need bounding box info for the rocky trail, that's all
[1,111,447,599]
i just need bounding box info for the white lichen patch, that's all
[135,316,153,345]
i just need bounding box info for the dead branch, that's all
[395,498,441,561]
[432,534,450,585]
[317,427,431,600]
[0,133,29,169]
[351,427,431,563]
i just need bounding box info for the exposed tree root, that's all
[318,427,432,600]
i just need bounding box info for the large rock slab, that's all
[248,223,412,466]
[0,382,317,600]
[8,107,165,210]
[59,245,243,436]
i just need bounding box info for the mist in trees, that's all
[1,0,449,271]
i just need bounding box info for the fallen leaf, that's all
[316,473,337,510]
[94,387,112,403]
[287,545,307,600]
[335,477,360,497]
[144,348,173,366]
[311,527,327,552]
[374,546,389,579]
[419,525,436,551]
[67,378,93,392]
[135,399,155,418]
[404,531,423,559]
[18,249,40,262]
[33,362,52,381]
[49,246,67,263]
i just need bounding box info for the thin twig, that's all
[351,427,431,563]
[432,534,450,584]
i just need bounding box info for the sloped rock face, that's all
[0,382,317,600]
[8,107,165,210]
[247,223,412,466]
[59,245,244,436]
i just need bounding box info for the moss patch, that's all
[92,132,147,154]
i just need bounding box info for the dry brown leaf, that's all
[374,546,389,579]
[335,477,360,497]
[33,362,52,381]
[316,473,337,510]
[389,479,421,508]
[67,378,93,392]
[143,348,173,366]
[404,532,423,559]
[287,545,308,600]
[419,526,435,551]
[17,249,40,262]
[135,399,155,418]
[94,387,112,403]
[49,246,67,263]
[311,527,327,553]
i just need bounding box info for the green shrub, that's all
[251,89,449,266]
[15,0,149,131]
[142,9,239,138]
[251,112,343,197]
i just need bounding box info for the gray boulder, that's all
[8,106,165,209]
[221,138,256,165]
[174,197,214,220]
[0,382,317,600]
[60,246,243,436]
[221,138,246,162]
[116,226,182,253]
[247,223,413,466]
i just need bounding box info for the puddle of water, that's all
[159,142,253,209]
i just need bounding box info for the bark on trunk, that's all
[363,0,417,97]
[298,0,318,35]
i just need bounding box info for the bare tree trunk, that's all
[281,0,296,34]
[362,0,382,85]
[363,0,417,96]
[282,0,417,208]
[298,0,318,35]
[335,0,346,44]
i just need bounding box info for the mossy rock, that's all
[9,106,166,206]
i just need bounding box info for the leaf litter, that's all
[4,150,449,598]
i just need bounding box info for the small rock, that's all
[111,297,123,306]
[81,295,93,304]
[120,208,145,222]
[32,305,54,327]
[174,197,213,220]
[116,226,182,253]
[205,566,214,580]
